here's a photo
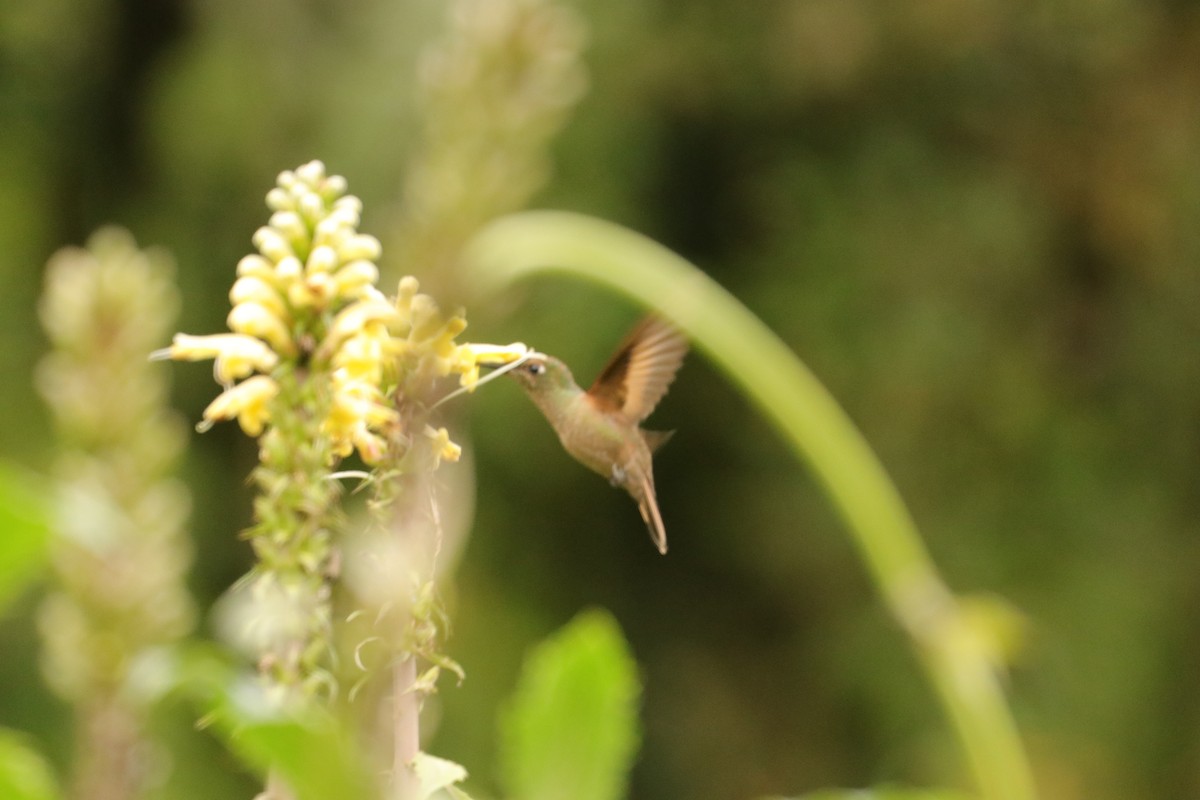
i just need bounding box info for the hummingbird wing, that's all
[587,316,688,422]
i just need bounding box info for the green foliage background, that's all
[3,1,1200,799]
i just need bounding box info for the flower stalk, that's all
[158,161,526,795]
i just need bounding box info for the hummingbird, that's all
[504,316,688,554]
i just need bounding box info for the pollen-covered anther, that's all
[200,375,279,436]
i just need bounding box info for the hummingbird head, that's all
[507,353,575,391]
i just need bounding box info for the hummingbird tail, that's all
[642,428,675,454]
[637,476,669,555]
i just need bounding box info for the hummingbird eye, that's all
[526,362,545,376]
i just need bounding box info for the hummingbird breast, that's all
[556,395,652,497]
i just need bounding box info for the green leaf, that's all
[0,463,52,613]
[499,608,641,800]
[0,729,61,800]
[168,645,378,800]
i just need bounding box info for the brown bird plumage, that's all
[507,316,688,553]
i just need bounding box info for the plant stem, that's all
[461,210,1037,800]
[394,656,420,799]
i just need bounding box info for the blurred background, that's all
[3,1,1200,798]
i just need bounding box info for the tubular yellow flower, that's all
[451,341,529,389]
[154,333,280,384]
[305,245,339,276]
[230,275,287,319]
[200,375,278,435]
[227,301,296,357]
[325,372,398,464]
[336,233,382,263]
[334,325,388,384]
[236,254,278,283]
[423,425,462,466]
[320,295,399,360]
[331,260,380,299]
[252,226,294,263]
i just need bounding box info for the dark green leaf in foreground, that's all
[499,608,641,800]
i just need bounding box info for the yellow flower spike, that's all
[269,211,307,247]
[253,226,293,263]
[332,193,361,216]
[298,191,325,224]
[408,294,443,340]
[320,296,398,359]
[230,276,287,319]
[321,175,348,202]
[227,302,296,357]
[305,245,338,276]
[335,330,387,383]
[295,159,326,186]
[286,279,320,311]
[396,276,420,307]
[352,429,388,465]
[331,261,379,299]
[199,375,279,436]
[265,186,292,211]
[275,255,303,285]
[237,254,278,284]
[336,234,382,263]
[276,167,300,191]
[425,317,469,365]
[304,272,335,308]
[456,358,480,390]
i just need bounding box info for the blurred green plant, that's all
[35,227,195,800]
[388,0,587,292]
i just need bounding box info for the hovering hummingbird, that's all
[504,317,688,554]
